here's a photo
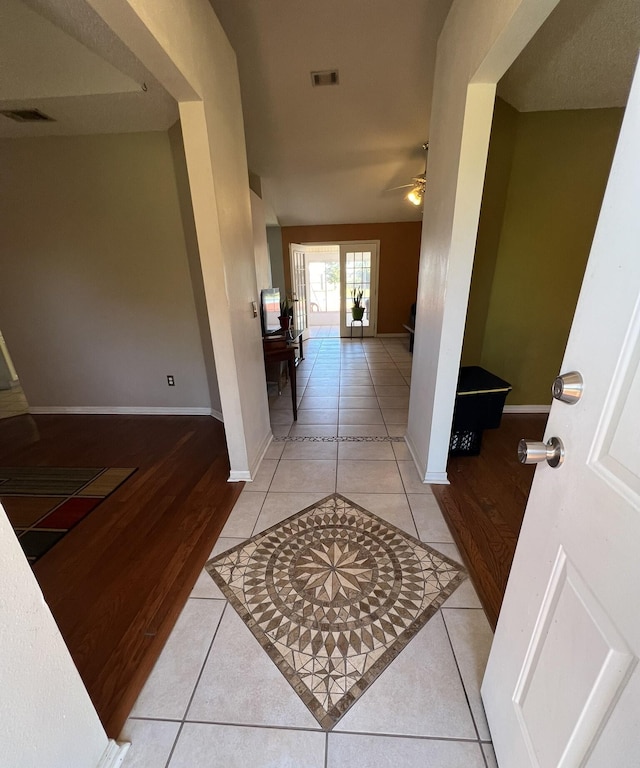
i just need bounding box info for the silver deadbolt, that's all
[518,437,565,468]
[552,371,583,404]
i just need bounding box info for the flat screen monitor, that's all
[261,287,281,335]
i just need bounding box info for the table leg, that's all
[288,355,297,420]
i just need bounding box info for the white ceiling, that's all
[498,0,639,112]
[207,0,453,226]
[210,0,639,227]
[0,0,178,137]
[1,0,636,226]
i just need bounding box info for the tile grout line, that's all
[161,720,183,768]
[440,608,488,758]
[249,483,271,538]
[329,730,486,744]
[145,714,494,743]
[405,487,421,539]
[160,599,233,768]
[176,718,324,734]
[154,600,234,768]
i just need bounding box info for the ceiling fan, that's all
[386,142,429,206]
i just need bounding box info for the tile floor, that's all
[120,337,495,768]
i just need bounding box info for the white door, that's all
[482,61,640,766]
[339,242,379,337]
[289,243,308,339]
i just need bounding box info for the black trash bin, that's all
[449,366,512,456]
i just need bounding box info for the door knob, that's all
[517,437,565,468]
[552,371,583,404]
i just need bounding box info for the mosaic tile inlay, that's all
[207,493,466,729]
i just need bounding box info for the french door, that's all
[339,242,379,338]
[290,242,379,339]
[289,243,308,339]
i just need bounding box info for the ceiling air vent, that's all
[311,70,339,87]
[0,108,56,123]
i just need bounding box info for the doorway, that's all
[301,245,341,338]
[435,0,630,628]
[289,241,380,339]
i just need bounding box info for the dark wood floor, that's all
[0,414,242,737]
[433,413,547,629]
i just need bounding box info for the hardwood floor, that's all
[0,414,242,737]
[433,413,547,629]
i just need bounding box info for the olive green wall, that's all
[462,98,518,365]
[463,100,623,404]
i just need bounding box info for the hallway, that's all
[120,337,496,768]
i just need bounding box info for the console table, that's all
[262,331,303,420]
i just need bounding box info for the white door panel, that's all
[482,57,640,767]
[512,547,634,768]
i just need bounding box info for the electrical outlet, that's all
[167,375,175,386]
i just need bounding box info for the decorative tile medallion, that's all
[207,493,466,729]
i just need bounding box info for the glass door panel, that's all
[339,242,379,337]
[289,244,308,339]
[307,254,340,333]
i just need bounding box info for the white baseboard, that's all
[226,428,281,483]
[28,406,213,416]
[403,433,420,469]
[425,471,450,485]
[404,433,450,486]
[252,430,274,476]
[230,429,273,483]
[228,469,252,482]
[96,740,130,768]
[503,405,551,414]
[211,409,224,422]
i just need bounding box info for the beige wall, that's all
[0,132,212,412]
[168,120,222,416]
[267,226,285,294]
[0,0,270,758]
[0,504,111,765]
[463,104,623,403]
[87,0,272,479]
[251,190,272,292]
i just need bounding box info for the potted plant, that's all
[351,288,365,321]
[279,295,293,330]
